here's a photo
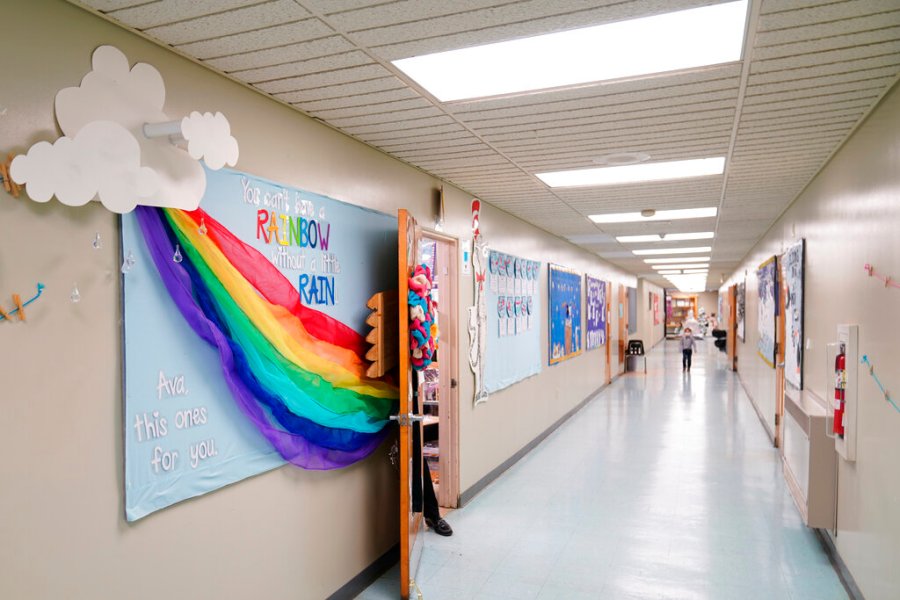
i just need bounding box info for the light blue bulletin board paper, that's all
[122,167,396,521]
[483,250,542,393]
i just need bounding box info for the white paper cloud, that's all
[181,111,239,170]
[12,45,238,213]
[11,121,159,212]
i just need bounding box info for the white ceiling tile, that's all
[107,0,268,29]
[230,51,373,83]
[176,19,334,59]
[206,37,356,72]
[144,0,312,46]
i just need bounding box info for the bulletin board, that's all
[782,240,805,389]
[585,275,607,350]
[548,264,582,365]
[483,250,542,392]
[121,167,396,521]
[757,256,778,368]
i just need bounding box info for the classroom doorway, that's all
[394,211,461,600]
[417,231,460,510]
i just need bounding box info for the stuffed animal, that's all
[408,264,438,370]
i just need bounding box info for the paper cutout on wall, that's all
[11,45,238,213]
[468,199,489,404]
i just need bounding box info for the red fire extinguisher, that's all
[833,344,846,437]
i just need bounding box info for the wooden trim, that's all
[397,209,416,600]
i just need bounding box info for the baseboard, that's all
[815,529,865,600]
[460,380,611,506]
[326,544,399,600]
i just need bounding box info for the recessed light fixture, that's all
[682,268,710,274]
[652,263,710,270]
[392,1,748,101]
[645,257,710,264]
[657,270,682,275]
[540,157,726,188]
[616,232,715,243]
[589,206,718,224]
[632,246,712,256]
[593,152,651,166]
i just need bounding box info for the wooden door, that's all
[397,209,424,599]
[774,260,787,449]
[605,281,612,385]
[618,284,627,370]
[726,285,738,371]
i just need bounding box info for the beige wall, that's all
[0,2,635,598]
[723,81,900,600]
[636,279,665,349]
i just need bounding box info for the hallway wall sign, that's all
[736,281,746,341]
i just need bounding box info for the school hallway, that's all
[358,340,847,600]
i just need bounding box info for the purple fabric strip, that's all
[133,207,387,469]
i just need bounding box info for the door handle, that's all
[389,413,426,426]
[450,378,458,389]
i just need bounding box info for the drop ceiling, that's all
[70,0,900,290]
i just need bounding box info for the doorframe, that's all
[419,228,460,508]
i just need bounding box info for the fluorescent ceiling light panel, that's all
[665,232,716,241]
[392,1,747,101]
[657,270,682,275]
[644,257,710,264]
[682,268,710,274]
[539,157,725,188]
[653,263,711,270]
[632,246,712,256]
[617,232,715,243]
[589,207,718,224]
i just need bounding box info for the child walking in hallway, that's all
[681,327,696,372]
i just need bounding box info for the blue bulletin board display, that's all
[121,167,396,521]
[484,250,542,393]
[548,264,583,365]
[585,275,607,351]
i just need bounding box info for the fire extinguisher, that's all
[833,344,846,437]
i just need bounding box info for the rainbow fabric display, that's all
[408,264,437,370]
[135,206,398,470]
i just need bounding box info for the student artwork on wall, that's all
[548,264,582,365]
[781,240,805,389]
[757,256,778,368]
[121,167,397,521]
[736,280,746,341]
[483,250,542,392]
[585,275,607,350]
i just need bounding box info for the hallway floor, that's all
[357,341,848,599]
